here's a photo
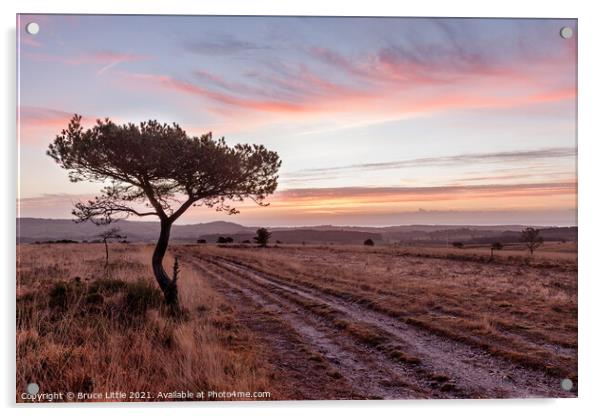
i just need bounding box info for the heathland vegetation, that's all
[17,240,577,400]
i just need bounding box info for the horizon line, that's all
[16,216,578,229]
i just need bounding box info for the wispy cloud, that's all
[18,181,576,226]
[111,21,576,127]
[120,68,372,117]
[118,64,573,128]
[18,106,113,145]
[183,35,267,55]
[287,147,576,178]
[18,182,576,211]
[19,106,76,127]
[275,182,575,200]
[262,182,577,220]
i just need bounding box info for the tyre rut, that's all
[179,250,573,398]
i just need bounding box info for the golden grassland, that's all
[396,241,577,262]
[16,244,274,402]
[16,241,577,401]
[187,242,577,380]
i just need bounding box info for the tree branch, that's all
[73,196,159,225]
[168,197,196,223]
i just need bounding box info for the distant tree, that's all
[48,115,280,310]
[196,239,207,244]
[98,227,126,269]
[216,236,234,244]
[490,242,503,259]
[254,228,272,247]
[242,240,251,244]
[363,238,375,246]
[521,227,544,255]
[452,241,464,249]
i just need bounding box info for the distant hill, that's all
[16,218,252,243]
[16,218,577,245]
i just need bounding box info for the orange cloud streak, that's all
[270,182,576,211]
[18,182,576,223]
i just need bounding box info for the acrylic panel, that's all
[16,15,577,402]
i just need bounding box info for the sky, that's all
[17,15,577,226]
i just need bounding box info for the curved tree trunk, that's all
[152,219,179,309]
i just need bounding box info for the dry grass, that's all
[16,244,274,402]
[189,243,577,380]
[394,242,577,265]
[16,241,578,401]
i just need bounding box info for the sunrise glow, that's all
[17,15,577,226]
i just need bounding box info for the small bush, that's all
[48,280,84,309]
[85,292,105,305]
[88,277,127,295]
[363,239,375,246]
[197,239,207,244]
[123,279,163,315]
[452,241,464,248]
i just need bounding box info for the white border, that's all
[3,1,601,415]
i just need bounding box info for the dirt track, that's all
[176,248,575,400]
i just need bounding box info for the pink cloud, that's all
[309,46,514,87]
[109,37,575,133]
[19,106,95,129]
[122,71,373,116]
[123,67,574,125]
[393,86,576,115]
[18,106,110,146]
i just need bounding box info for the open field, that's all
[393,242,578,262]
[17,242,577,400]
[17,244,275,402]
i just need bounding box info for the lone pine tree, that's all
[48,115,281,310]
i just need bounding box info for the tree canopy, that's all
[47,115,282,225]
